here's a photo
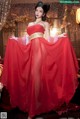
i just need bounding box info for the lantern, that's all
[76,8,80,24]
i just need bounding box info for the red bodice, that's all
[27,24,45,36]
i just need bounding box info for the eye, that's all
[40,10,43,13]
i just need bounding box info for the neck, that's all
[35,18,42,23]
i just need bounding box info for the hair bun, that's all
[35,1,50,13]
[37,1,43,6]
[43,4,50,13]
[35,1,43,9]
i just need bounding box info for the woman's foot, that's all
[0,82,3,92]
[27,116,32,119]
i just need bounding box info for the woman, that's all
[1,1,79,119]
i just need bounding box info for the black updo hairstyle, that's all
[35,1,50,21]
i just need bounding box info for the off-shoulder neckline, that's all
[27,23,45,30]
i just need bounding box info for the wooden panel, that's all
[11,0,59,4]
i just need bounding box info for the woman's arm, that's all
[44,22,50,42]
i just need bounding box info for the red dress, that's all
[1,24,78,117]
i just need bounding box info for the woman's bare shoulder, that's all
[44,21,50,28]
[27,22,34,27]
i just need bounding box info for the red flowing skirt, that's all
[1,35,78,117]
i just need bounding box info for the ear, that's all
[43,13,45,17]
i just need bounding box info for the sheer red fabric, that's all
[1,24,79,117]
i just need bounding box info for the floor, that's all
[0,103,80,119]
[0,78,80,119]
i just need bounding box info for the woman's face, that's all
[35,6,44,19]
